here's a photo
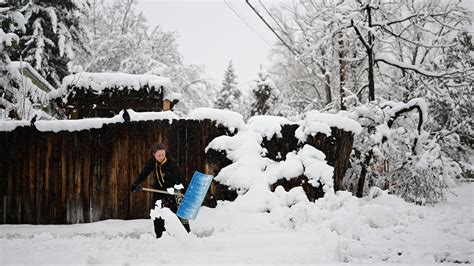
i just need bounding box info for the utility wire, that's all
[258,0,292,39]
[224,0,273,48]
[246,0,299,56]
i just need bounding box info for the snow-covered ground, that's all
[1,183,473,265]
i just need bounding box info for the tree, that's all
[267,0,472,199]
[216,61,241,111]
[9,0,89,87]
[249,68,279,116]
[0,1,38,120]
[78,0,219,115]
[82,0,180,74]
[269,0,471,109]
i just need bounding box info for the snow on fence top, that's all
[247,115,293,140]
[188,108,246,133]
[0,110,179,132]
[61,72,172,93]
[296,111,362,142]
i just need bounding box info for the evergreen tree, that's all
[11,0,89,87]
[216,60,241,111]
[250,69,279,116]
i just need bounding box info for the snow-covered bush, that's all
[345,98,462,204]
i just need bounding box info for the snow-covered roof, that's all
[62,72,172,92]
[9,61,56,92]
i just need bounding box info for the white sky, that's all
[135,0,473,88]
[136,0,283,88]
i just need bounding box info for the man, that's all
[131,143,190,238]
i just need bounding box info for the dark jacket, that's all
[133,156,187,195]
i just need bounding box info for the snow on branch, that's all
[386,98,427,134]
[375,57,473,79]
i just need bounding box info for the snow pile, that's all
[149,201,189,240]
[207,115,335,212]
[2,183,472,264]
[247,115,293,140]
[296,111,362,142]
[62,72,172,92]
[188,107,246,132]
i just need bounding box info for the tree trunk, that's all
[357,149,373,197]
[338,31,346,110]
[367,4,375,101]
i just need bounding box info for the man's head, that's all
[151,143,166,163]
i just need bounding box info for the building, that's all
[52,72,180,119]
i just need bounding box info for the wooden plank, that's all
[115,124,123,219]
[0,132,6,224]
[52,133,60,223]
[75,132,83,223]
[5,131,15,223]
[67,132,76,223]
[122,124,130,219]
[90,128,100,222]
[27,129,37,224]
[20,128,28,224]
[35,130,43,224]
[82,130,91,223]
[60,131,68,223]
[104,125,115,219]
[99,127,108,220]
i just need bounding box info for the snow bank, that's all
[208,120,334,211]
[188,107,246,132]
[1,178,472,264]
[62,72,172,93]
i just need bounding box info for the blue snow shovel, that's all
[176,171,214,220]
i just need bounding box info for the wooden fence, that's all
[1,118,356,225]
[0,119,230,224]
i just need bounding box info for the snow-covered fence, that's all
[1,110,360,224]
[0,118,231,224]
[204,114,359,205]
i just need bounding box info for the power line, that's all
[246,0,299,56]
[224,0,273,48]
[258,0,291,39]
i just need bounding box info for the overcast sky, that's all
[135,0,282,88]
[136,0,474,89]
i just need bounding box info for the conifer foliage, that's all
[10,0,88,87]
[216,60,241,111]
[250,69,279,116]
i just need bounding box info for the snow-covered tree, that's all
[1,2,32,119]
[344,99,462,204]
[79,0,218,114]
[216,61,241,111]
[269,0,471,109]
[249,69,280,116]
[83,0,180,74]
[9,0,89,87]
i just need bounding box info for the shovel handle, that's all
[142,187,183,196]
